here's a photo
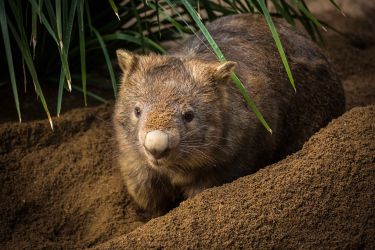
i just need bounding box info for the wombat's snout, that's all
[144,130,170,159]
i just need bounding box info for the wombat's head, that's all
[114,50,236,172]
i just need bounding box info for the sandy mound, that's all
[0,105,147,249]
[1,0,375,249]
[1,105,374,249]
[94,105,375,249]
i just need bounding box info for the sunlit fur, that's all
[113,14,345,215]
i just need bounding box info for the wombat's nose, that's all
[144,130,169,159]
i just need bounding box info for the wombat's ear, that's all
[116,49,136,73]
[213,61,236,83]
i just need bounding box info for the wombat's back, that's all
[172,14,345,160]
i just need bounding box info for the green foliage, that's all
[0,0,340,130]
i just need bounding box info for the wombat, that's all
[113,14,345,215]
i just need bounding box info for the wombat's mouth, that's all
[142,145,184,170]
[143,150,171,169]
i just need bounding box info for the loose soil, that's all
[96,105,375,249]
[1,0,374,249]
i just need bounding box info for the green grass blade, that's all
[168,0,223,59]
[178,0,272,133]
[130,0,145,52]
[79,32,165,55]
[271,0,295,25]
[8,1,24,36]
[58,44,72,91]
[292,0,326,31]
[7,13,53,128]
[126,31,166,53]
[54,0,73,93]
[230,73,273,133]
[22,59,27,92]
[56,0,78,116]
[78,0,87,105]
[155,0,161,37]
[234,0,251,13]
[329,0,345,16]
[244,0,255,13]
[62,0,68,28]
[62,0,78,53]
[57,67,65,116]
[84,1,93,35]
[142,36,166,53]
[0,0,21,122]
[56,0,73,92]
[148,1,190,36]
[107,0,120,20]
[295,8,317,41]
[91,27,117,97]
[76,32,143,54]
[202,1,237,15]
[29,0,72,91]
[258,0,296,92]
[279,0,297,25]
[222,0,240,13]
[44,0,57,27]
[56,0,62,42]
[72,85,107,103]
[38,0,44,22]
[246,0,262,13]
[31,4,37,58]
[202,1,217,21]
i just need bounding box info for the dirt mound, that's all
[1,1,375,249]
[1,105,374,249]
[96,105,375,249]
[0,104,147,249]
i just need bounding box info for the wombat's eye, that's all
[134,107,142,118]
[183,111,194,123]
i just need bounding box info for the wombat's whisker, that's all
[181,127,237,145]
[180,147,217,167]
[205,135,237,143]
[181,141,229,155]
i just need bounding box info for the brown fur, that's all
[113,14,345,215]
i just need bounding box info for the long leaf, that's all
[72,85,107,103]
[84,0,93,35]
[78,0,87,105]
[31,4,37,57]
[130,0,145,52]
[107,0,120,20]
[6,11,53,128]
[329,0,345,16]
[57,68,65,116]
[91,27,117,97]
[246,0,262,13]
[127,31,166,53]
[56,0,62,42]
[57,0,78,116]
[29,0,72,91]
[271,0,295,25]
[0,0,21,122]
[202,1,217,21]
[258,0,296,92]
[292,0,326,31]
[147,2,190,37]
[178,0,272,134]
